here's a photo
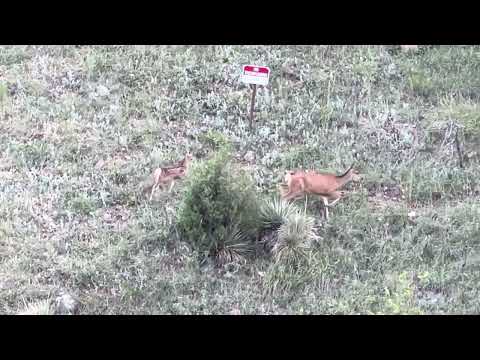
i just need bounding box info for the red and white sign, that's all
[241,65,270,86]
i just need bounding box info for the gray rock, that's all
[243,151,255,163]
[54,292,79,315]
[97,85,110,97]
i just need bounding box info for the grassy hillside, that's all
[1,45,479,314]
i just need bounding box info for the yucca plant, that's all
[257,197,301,254]
[212,222,252,267]
[17,299,53,315]
[263,210,321,296]
[258,197,299,231]
[273,212,319,264]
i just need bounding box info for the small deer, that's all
[280,164,361,220]
[144,153,193,200]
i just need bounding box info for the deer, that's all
[280,164,361,220]
[144,153,193,201]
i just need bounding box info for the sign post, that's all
[249,84,257,129]
[240,65,270,129]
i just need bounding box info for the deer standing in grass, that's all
[144,153,193,200]
[280,164,361,220]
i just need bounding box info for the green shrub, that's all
[406,68,435,98]
[380,272,423,315]
[426,101,480,138]
[68,194,98,216]
[176,146,259,263]
[200,130,230,151]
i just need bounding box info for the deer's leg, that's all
[150,183,157,201]
[325,191,345,207]
[150,169,164,201]
[327,197,341,207]
[321,196,329,220]
[286,190,303,202]
[168,180,175,193]
[279,184,290,198]
[282,188,295,201]
[283,192,295,202]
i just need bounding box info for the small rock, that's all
[97,85,110,97]
[95,159,105,169]
[243,151,255,163]
[54,292,79,315]
[400,45,419,52]
[281,66,301,81]
[229,308,241,315]
[55,239,68,255]
[467,151,477,159]
[408,211,417,219]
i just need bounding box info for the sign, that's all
[241,65,270,86]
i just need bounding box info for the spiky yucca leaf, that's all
[259,197,299,231]
[17,299,53,315]
[273,212,319,264]
[215,247,248,267]
[213,223,252,267]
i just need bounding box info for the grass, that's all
[0,45,479,314]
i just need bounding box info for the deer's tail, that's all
[336,163,354,178]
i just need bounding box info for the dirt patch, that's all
[368,195,403,211]
[100,205,131,231]
[367,182,405,201]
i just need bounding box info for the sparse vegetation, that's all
[1,45,479,314]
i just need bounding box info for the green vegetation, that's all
[177,144,259,264]
[1,45,479,314]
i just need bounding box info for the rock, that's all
[229,308,241,315]
[281,66,301,81]
[95,159,105,169]
[97,85,110,97]
[54,292,79,315]
[243,151,255,163]
[400,45,419,52]
[103,212,113,223]
[55,238,68,255]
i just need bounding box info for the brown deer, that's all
[144,153,193,200]
[280,164,361,219]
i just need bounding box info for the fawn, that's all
[144,153,193,200]
[280,164,361,219]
